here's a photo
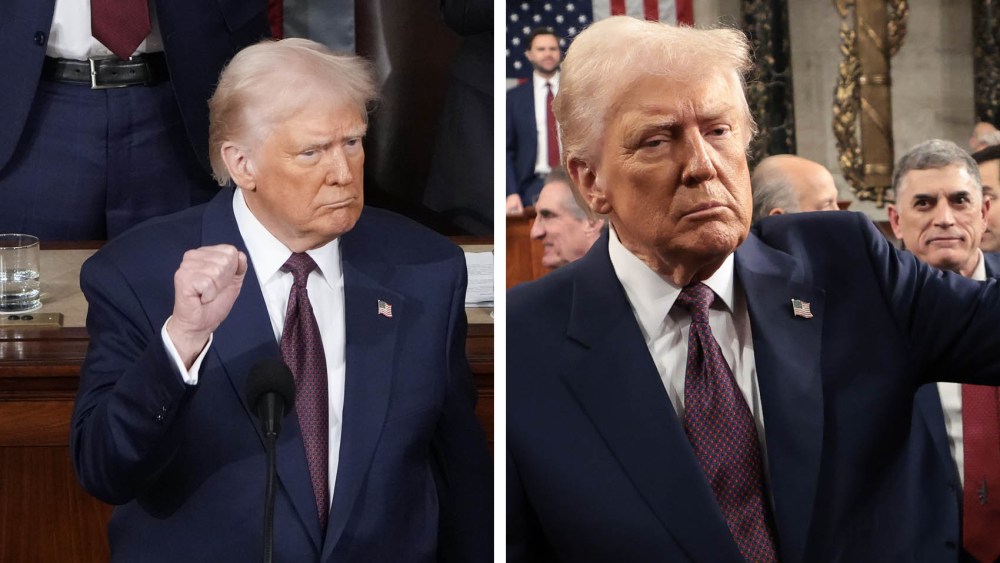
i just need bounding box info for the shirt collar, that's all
[232,189,342,290]
[532,71,559,90]
[608,224,736,335]
[972,249,986,281]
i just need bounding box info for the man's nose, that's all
[530,218,545,240]
[680,133,717,186]
[325,150,354,186]
[932,202,956,226]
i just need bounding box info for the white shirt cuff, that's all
[161,317,213,386]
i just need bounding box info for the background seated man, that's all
[969,121,1000,153]
[750,154,840,224]
[70,38,491,563]
[973,143,1000,252]
[530,167,605,269]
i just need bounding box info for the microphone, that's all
[246,359,296,438]
[245,359,295,563]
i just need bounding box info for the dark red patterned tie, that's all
[90,0,151,60]
[961,384,1000,562]
[676,283,778,561]
[545,82,559,167]
[279,253,329,531]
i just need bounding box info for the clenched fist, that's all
[166,245,248,368]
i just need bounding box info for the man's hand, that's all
[506,193,525,216]
[166,245,248,368]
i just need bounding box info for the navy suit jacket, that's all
[508,211,1000,562]
[0,0,269,173]
[506,80,540,200]
[906,252,1000,562]
[71,189,492,562]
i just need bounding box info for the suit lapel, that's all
[200,190,324,549]
[559,236,744,561]
[735,234,824,563]
[321,225,401,557]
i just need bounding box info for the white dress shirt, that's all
[161,189,347,508]
[607,227,769,465]
[936,249,986,487]
[532,71,560,178]
[48,0,164,59]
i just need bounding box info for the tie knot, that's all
[281,253,317,287]
[675,283,714,324]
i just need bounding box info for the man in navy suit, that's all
[70,39,491,562]
[0,0,269,240]
[508,17,1000,562]
[506,27,562,216]
[887,139,1000,562]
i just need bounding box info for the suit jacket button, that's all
[33,31,46,46]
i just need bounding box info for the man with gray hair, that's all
[71,38,491,562]
[509,16,1000,562]
[969,121,1000,153]
[751,154,840,223]
[530,167,605,269]
[887,138,1000,562]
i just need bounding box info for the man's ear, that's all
[767,208,785,216]
[568,156,610,215]
[886,204,904,240]
[585,217,606,236]
[221,142,255,191]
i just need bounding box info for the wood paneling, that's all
[506,208,549,288]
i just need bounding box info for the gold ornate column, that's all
[742,0,796,167]
[974,0,1000,124]
[833,0,907,207]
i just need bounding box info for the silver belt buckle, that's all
[89,57,129,90]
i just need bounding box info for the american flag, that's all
[378,299,393,319]
[506,0,694,80]
[791,299,813,319]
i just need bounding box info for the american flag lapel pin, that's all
[791,299,813,319]
[377,299,393,318]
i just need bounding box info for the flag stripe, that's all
[643,0,659,20]
[593,2,611,20]
[676,0,693,24]
[610,0,626,16]
[625,0,644,19]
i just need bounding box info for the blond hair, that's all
[553,16,756,168]
[208,38,378,185]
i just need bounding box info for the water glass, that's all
[0,234,41,313]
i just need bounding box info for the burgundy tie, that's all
[545,81,560,168]
[676,283,778,561]
[962,384,1000,562]
[91,0,152,60]
[280,253,329,531]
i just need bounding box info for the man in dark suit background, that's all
[506,27,562,216]
[508,16,1000,562]
[887,139,1000,562]
[0,0,269,240]
[422,0,493,236]
[70,38,491,562]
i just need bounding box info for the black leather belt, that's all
[41,53,169,89]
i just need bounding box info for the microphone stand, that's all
[262,394,279,563]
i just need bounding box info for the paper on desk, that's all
[464,252,494,306]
